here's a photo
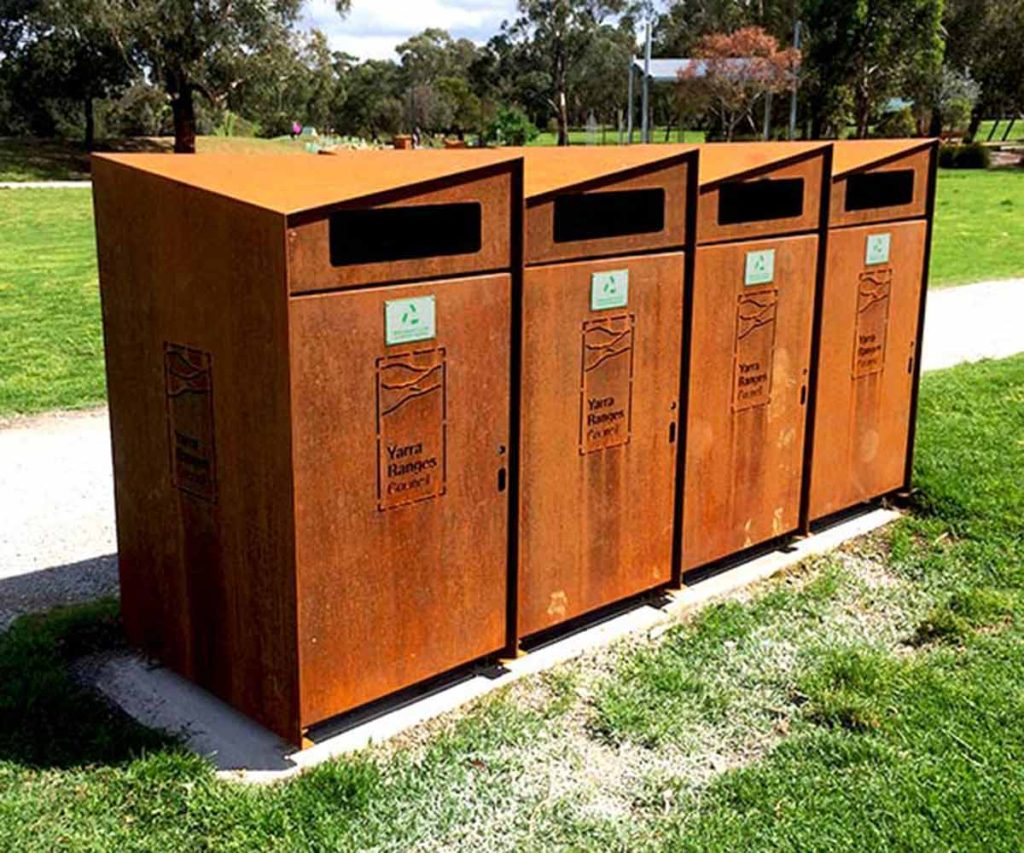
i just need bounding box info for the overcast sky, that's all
[301,0,519,61]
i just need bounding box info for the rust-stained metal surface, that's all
[287,166,513,293]
[92,150,520,214]
[682,234,819,570]
[518,254,684,636]
[806,221,927,520]
[829,141,933,228]
[805,140,936,524]
[523,158,692,266]
[92,152,521,745]
[696,143,829,245]
[516,147,696,636]
[681,142,829,572]
[92,157,301,742]
[290,275,511,725]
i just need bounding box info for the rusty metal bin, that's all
[805,140,937,525]
[92,151,521,745]
[681,142,830,572]
[514,146,697,638]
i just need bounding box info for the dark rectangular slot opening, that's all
[553,189,665,243]
[717,178,804,225]
[844,169,915,212]
[329,203,481,266]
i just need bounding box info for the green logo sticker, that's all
[385,296,436,345]
[745,249,775,286]
[865,233,891,265]
[591,269,629,311]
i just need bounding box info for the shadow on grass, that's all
[0,599,173,769]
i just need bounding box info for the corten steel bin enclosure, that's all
[805,139,937,525]
[92,151,522,745]
[681,142,831,572]
[514,146,697,638]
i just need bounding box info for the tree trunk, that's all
[170,82,197,154]
[928,107,942,138]
[83,97,95,151]
[966,107,983,143]
[554,42,569,146]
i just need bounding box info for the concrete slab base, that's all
[82,506,900,784]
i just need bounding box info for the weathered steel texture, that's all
[92,158,301,742]
[523,159,691,266]
[682,234,819,571]
[517,254,684,637]
[92,152,521,746]
[803,140,937,526]
[697,150,826,246]
[829,144,932,228]
[287,167,513,294]
[515,147,695,636]
[289,274,511,725]
[806,221,927,521]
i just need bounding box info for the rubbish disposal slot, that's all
[330,203,482,266]
[717,178,804,225]
[553,189,665,243]
[844,170,915,212]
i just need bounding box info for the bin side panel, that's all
[290,274,510,727]
[92,161,301,742]
[698,153,824,246]
[808,221,927,521]
[525,161,690,265]
[682,235,818,571]
[287,170,511,293]
[830,147,931,228]
[518,254,684,637]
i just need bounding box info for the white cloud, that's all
[301,0,518,61]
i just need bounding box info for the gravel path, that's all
[2,278,1022,630]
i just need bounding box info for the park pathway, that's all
[1,277,1022,628]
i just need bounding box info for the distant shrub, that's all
[485,106,539,147]
[873,107,917,139]
[939,142,991,169]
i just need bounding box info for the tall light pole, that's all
[641,19,652,143]
[789,20,802,140]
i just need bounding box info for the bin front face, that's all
[518,253,683,636]
[808,219,927,521]
[683,234,818,571]
[829,145,931,229]
[290,273,511,726]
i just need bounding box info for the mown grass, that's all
[930,167,1024,287]
[0,188,103,415]
[1,354,1022,849]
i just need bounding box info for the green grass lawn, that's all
[0,188,103,415]
[1,166,1023,417]
[0,353,1022,849]
[930,168,1024,287]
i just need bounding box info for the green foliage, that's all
[484,104,539,146]
[938,142,992,169]
[874,107,917,139]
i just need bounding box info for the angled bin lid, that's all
[508,144,698,265]
[696,141,830,245]
[829,139,936,227]
[91,150,521,216]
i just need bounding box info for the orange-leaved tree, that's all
[677,26,800,141]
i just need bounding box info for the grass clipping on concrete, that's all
[1,357,1023,847]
